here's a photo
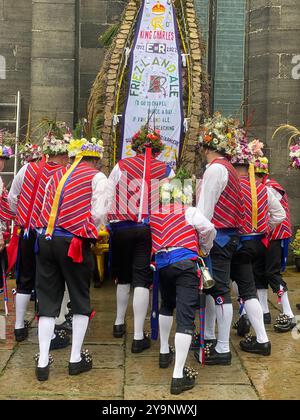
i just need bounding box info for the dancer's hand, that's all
[0,239,5,252]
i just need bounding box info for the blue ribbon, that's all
[151,267,160,341]
[281,238,291,272]
[215,229,239,248]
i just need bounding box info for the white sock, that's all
[133,287,149,340]
[15,294,31,329]
[55,289,69,326]
[115,284,131,325]
[38,317,55,368]
[173,333,192,379]
[244,299,269,344]
[204,295,216,340]
[64,286,70,316]
[215,304,233,354]
[281,291,294,318]
[70,315,89,363]
[257,289,269,314]
[159,315,173,354]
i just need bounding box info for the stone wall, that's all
[0,0,32,130]
[246,0,300,228]
[78,0,127,118]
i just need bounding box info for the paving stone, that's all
[0,367,123,399]
[124,384,259,400]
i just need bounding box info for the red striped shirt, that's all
[150,204,199,255]
[211,158,245,229]
[266,178,292,240]
[240,176,269,234]
[108,154,169,222]
[39,162,99,238]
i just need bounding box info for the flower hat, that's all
[19,143,43,165]
[0,130,14,159]
[131,125,165,156]
[198,112,240,158]
[68,138,104,159]
[248,139,269,174]
[289,144,300,171]
[39,119,72,156]
[231,129,254,166]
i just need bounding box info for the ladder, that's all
[0,91,21,178]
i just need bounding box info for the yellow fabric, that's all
[249,163,258,231]
[46,156,83,237]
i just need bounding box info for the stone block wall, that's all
[78,0,127,119]
[246,0,300,228]
[0,0,32,130]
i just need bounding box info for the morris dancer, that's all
[149,180,216,395]
[196,113,244,365]
[230,138,285,355]
[107,125,174,353]
[254,155,296,332]
[35,138,107,381]
[8,128,70,345]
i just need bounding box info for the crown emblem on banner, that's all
[152,1,166,15]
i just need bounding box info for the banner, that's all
[121,0,183,165]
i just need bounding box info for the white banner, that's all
[121,0,183,165]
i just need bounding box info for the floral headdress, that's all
[37,119,72,156]
[248,139,269,174]
[131,125,165,156]
[289,144,300,171]
[272,124,300,171]
[0,130,14,159]
[160,166,194,207]
[198,112,240,158]
[68,138,104,159]
[230,129,254,166]
[19,143,43,165]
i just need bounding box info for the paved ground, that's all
[0,269,299,400]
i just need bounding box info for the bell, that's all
[198,258,215,290]
[201,266,215,290]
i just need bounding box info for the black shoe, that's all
[274,314,296,333]
[195,347,232,366]
[170,367,198,395]
[159,347,174,369]
[204,339,217,348]
[113,324,126,338]
[69,350,93,376]
[236,315,251,337]
[131,334,151,354]
[14,321,30,342]
[240,335,271,356]
[263,313,271,324]
[55,320,72,334]
[34,354,54,382]
[190,332,217,350]
[50,329,70,350]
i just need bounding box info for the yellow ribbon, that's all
[249,163,258,231]
[46,156,83,238]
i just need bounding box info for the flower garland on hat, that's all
[231,130,254,166]
[0,130,14,159]
[37,119,72,156]
[198,112,240,158]
[131,125,165,157]
[272,124,300,171]
[19,143,43,165]
[68,138,104,159]
[160,166,195,207]
[248,139,269,174]
[289,144,300,170]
